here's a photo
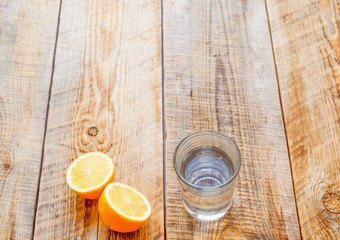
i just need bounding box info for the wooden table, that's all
[0,0,339,239]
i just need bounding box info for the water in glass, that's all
[179,146,236,221]
[180,146,235,188]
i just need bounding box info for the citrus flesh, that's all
[66,152,115,199]
[98,183,151,233]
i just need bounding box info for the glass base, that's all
[183,201,232,221]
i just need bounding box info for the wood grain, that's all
[0,0,60,239]
[164,0,300,239]
[266,0,340,238]
[33,0,163,239]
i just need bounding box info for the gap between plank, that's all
[161,0,167,239]
[263,0,302,238]
[31,0,63,239]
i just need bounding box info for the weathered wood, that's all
[0,0,60,239]
[164,0,300,238]
[266,0,340,238]
[34,0,163,239]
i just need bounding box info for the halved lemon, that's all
[66,152,115,199]
[98,183,152,233]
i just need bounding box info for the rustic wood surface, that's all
[1,0,339,239]
[33,0,163,239]
[164,0,300,239]
[266,0,340,239]
[0,0,60,239]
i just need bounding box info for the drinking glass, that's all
[173,130,241,221]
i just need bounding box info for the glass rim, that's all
[173,130,242,191]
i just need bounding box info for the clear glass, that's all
[173,130,241,221]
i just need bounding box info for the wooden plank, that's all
[34,0,163,239]
[0,0,60,239]
[266,0,340,238]
[164,0,300,239]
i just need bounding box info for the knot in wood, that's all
[87,126,98,137]
[3,162,10,170]
[322,192,340,214]
[3,152,11,170]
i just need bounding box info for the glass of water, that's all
[173,130,241,221]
